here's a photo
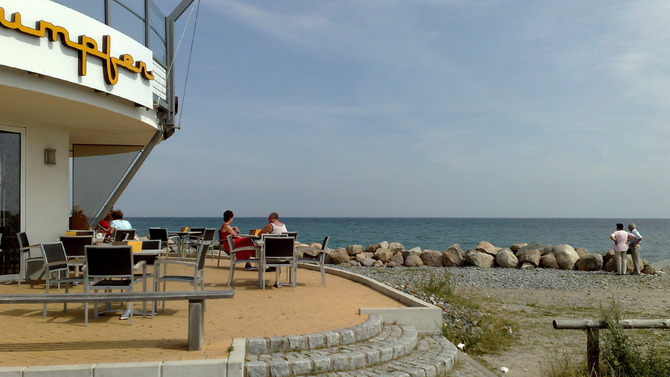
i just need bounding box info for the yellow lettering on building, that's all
[0,7,154,85]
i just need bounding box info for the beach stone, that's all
[576,254,603,271]
[510,243,528,252]
[495,248,518,268]
[420,250,444,267]
[347,245,364,256]
[373,259,384,267]
[402,249,421,259]
[408,246,422,253]
[391,252,404,266]
[575,248,589,258]
[389,242,405,253]
[378,241,389,249]
[443,244,465,267]
[553,244,579,270]
[517,248,541,267]
[329,248,350,264]
[404,254,423,267]
[465,250,494,268]
[349,260,360,267]
[366,244,379,253]
[301,247,322,259]
[361,258,375,267]
[521,242,552,255]
[374,248,393,262]
[540,253,559,269]
[603,250,615,265]
[385,261,397,268]
[354,253,367,263]
[643,264,656,275]
[603,254,634,273]
[476,241,500,256]
[520,262,536,270]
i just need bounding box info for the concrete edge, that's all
[227,338,246,377]
[457,351,499,377]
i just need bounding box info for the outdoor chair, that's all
[260,235,297,290]
[84,245,147,325]
[60,235,93,259]
[297,236,330,287]
[65,230,94,236]
[148,227,177,255]
[154,243,209,311]
[17,232,44,285]
[40,242,84,317]
[226,234,260,286]
[189,228,216,258]
[113,229,136,242]
[282,232,298,239]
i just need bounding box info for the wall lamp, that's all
[44,148,56,165]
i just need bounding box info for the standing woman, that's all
[219,210,256,270]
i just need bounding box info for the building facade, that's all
[0,0,191,281]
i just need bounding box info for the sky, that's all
[116,0,670,218]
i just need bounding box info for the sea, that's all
[125,217,670,263]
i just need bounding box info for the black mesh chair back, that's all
[69,230,94,236]
[142,240,161,250]
[202,228,216,242]
[41,242,68,271]
[148,228,169,242]
[85,245,133,277]
[113,229,136,242]
[60,235,93,258]
[282,232,298,239]
[197,244,209,271]
[189,228,205,236]
[17,232,29,249]
[264,236,295,259]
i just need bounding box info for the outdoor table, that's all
[172,231,200,257]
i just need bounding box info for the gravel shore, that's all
[335,264,667,292]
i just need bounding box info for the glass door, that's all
[0,131,21,281]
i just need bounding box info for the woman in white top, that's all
[258,212,287,235]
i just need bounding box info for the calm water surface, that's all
[126,217,670,263]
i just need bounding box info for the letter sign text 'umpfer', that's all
[0,7,154,85]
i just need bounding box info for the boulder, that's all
[346,245,364,256]
[420,250,444,267]
[374,248,393,262]
[300,247,322,259]
[520,262,536,270]
[476,241,500,256]
[603,250,615,265]
[603,254,634,273]
[405,254,423,267]
[385,261,398,268]
[389,242,405,253]
[521,242,552,255]
[361,258,375,267]
[495,248,518,268]
[576,254,603,271]
[354,253,367,263]
[642,264,656,275]
[465,250,495,268]
[366,244,379,253]
[517,248,541,267]
[348,260,359,267]
[553,244,580,270]
[329,248,350,265]
[575,248,589,258]
[373,259,384,267]
[308,242,323,250]
[390,252,404,266]
[402,249,422,259]
[510,243,528,253]
[378,241,390,250]
[443,244,465,267]
[540,253,559,269]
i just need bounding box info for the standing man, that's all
[610,223,633,275]
[628,223,643,274]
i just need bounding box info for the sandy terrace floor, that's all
[0,259,404,367]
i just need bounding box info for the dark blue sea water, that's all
[126,217,670,263]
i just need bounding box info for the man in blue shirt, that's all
[628,223,643,275]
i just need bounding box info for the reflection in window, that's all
[0,131,21,276]
[50,0,105,23]
[110,1,146,45]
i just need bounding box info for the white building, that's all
[0,0,194,282]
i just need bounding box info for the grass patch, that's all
[416,273,515,355]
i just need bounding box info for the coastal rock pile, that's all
[316,240,656,274]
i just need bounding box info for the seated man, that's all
[257,212,287,236]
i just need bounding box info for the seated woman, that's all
[219,210,256,270]
[109,209,132,240]
[69,205,91,230]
